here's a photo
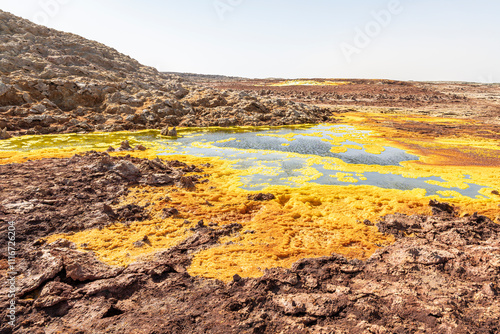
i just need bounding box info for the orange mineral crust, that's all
[335,112,500,167]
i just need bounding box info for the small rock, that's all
[160,126,169,136]
[34,281,74,308]
[482,283,497,296]
[30,104,47,114]
[248,193,275,201]
[144,173,173,186]
[119,140,132,151]
[0,127,11,140]
[168,127,177,137]
[161,207,179,219]
[166,83,189,99]
[112,161,141,181]
[133,240,144,248]
[176,176,196,189]
[134,235,151,248]
[149,157,168,170]
[134,144,147,151]
[49,238,76,249]
[273,293,347,317]
[0,82,9,96]
[102,204,116,217]
[64,250,124,281]
[429,199,456,215]
[99,154,113,166]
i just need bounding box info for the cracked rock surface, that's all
[1,153,499,334]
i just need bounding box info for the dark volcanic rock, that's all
[0,152,205,259]
[0,10,334,139]
[1,189,499,333]
[248,193,276,201]
[429,199,457,216]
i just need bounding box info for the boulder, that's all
[112,161,141,181]
[119,140,132,151]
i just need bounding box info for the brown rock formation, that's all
[0,10,333,139]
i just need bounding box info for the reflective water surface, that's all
[0,124,487,198]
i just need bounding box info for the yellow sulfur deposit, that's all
[46,158,403,280]
[255,80,350,87]
[43,153,499,281]
[7,112,500,281]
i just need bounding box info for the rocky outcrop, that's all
[160,126,177,137]
[0,127,10,139]
[0,10,333,139]
[247,193,276,201]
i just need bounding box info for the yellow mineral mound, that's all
[262,80,350,87]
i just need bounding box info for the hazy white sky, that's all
[1,0,499,82]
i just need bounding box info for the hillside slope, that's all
[0,10,330,138]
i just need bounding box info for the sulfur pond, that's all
[2,122,499,280]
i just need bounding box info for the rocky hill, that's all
[0,10,331,138]
[0,12,163,83]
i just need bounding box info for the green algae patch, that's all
[0,130,164,164]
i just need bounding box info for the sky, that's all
[1,0,499,82]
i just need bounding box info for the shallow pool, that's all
[153,125,485,198]
[0,124,491,199]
